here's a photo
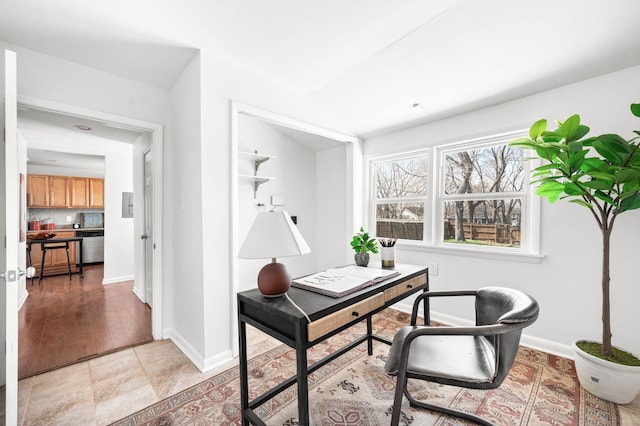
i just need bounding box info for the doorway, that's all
[15,100,164,373]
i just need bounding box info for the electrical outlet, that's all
[66,215,72,222]
[428,263,438,276]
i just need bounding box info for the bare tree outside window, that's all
[443,145,524,247]
[374,156,428,240]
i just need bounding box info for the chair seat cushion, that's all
[385,326,497,385]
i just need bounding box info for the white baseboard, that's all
[132,286,145,303]
[18,290,28,311]
[102,275,135,285]
[167,328,234,373]
[390,304,575,360]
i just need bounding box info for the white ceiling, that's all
[2,0,640,138]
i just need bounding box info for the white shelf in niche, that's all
[238,150,277,197]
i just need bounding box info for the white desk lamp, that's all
[237,211,310,297]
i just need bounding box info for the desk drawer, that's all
[384,274,427,302]
[307,293,385,342]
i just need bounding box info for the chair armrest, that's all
[410,289,477,326]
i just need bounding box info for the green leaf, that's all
[568,124,591,142]
[586,172,615,182]
[535,181,564,202]
[593,190,615,206]
[631,103,640,118]
[592,140,625,164]
[581,157,608,172]
[569,199,593,209]
[558,115,580,139]
[529,119,547,139]
[597,134,631,152]
[582,179,613,190]
[509,138,536,149]
[564,182,585,196]
[619,193,640,213]
[615,169,640,184]
[567,141,583,152]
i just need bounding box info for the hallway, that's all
[18,264,153,379]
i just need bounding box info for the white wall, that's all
[171,50,355,369]
[237,115,318,292]
[364,65,640,358]
[168,53,205,359]
[315,145,352,271]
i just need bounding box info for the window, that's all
[373,153,429,241]
[440,142,525,249]
[369,131,538,256]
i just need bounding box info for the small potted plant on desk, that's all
[510,102,640,404]
[350,227,379,267]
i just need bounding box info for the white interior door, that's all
[0,48,19,425]
[143,148,153,306]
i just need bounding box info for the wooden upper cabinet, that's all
[27,174,49,207]
[48,176,69,207]
[27,174,105,208]
[90,178,104,208]
[69,177,90,208]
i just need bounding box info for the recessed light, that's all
[412,103,424,113]
[74,124,92,131]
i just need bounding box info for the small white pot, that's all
[572,340,640,404]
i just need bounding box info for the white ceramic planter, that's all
[573,340,640,404]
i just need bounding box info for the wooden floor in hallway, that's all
[18,264,153,379]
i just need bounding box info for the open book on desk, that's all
[291,265,400,298]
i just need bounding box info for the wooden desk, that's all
[26,237,84,285]
[237,264,429,425]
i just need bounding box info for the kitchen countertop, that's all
[27,227,104,234]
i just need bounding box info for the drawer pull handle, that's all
[407,284,413,289]
[352,311,359,317]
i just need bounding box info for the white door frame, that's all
[2,48,19,426]
[17,95,165,340]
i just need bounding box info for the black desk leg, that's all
[295,334,309,425]
[238,319,249,426]
[367,316,373,355]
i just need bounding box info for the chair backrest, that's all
[475,287,539,384]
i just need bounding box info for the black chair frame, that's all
[387,288,539,426]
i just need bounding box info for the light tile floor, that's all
[17,329,640,425]
[18,326,280,425]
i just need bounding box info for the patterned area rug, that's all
[112,309,618,425]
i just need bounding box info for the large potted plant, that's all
[350,227,379,267]
[510,103,640,404]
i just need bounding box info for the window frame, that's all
[366,130,542,261]
[369,149,431,244]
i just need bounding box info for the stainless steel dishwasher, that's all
[75,229,104,264]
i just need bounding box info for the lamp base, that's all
[257,262,291,297]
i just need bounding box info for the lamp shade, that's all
[237,211,310,259]
[237,211,310,297]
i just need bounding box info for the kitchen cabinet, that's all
[90,178,104,207]
[70,177,104,208]
[27,174,49,207]
[69,177,90,207]
[28,231,77,276]
[27,174,68,208]
[28,174,104,208]
[49,176,69,207]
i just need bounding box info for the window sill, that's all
[397,241,545,264]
